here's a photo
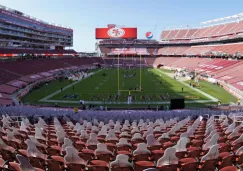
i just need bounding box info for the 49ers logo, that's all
[107,28,125,38]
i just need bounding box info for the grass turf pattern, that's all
[22,68,237,107]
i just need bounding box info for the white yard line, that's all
[39,99,216,104]
[40,68,217,105]
[155,69,218,102]
[39,69,103,102]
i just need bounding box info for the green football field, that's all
[22,68,237,108]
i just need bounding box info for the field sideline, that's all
[22,68,237,108]
[42,68,211,103]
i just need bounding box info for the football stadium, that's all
[0,1,243,171]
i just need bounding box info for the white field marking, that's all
[39,68,217,105]
[40,99,216,104]
[155,69,218,102]
[39,69,103,102]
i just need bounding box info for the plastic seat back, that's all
[26,139,45,159]
[143,127,153,138]
[225,122,235,134]
[133,143,151,161]
[174,137,188,152]
[95,143,113,155]
[228,126,240,139]
[201,144,219,162]
[117,138,131,147]
[132,133,143,141]
[236,146,243,164]
[146,134,161,147]
[87,133,99,146]
[157,147,178,166]
[64,146,85,165]
[110,154,133,171]
[106,131,118,141]
[16,154,36,171]
[203,133,219,150]
[62,138,73,151]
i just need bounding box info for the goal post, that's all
[117,54,143,92]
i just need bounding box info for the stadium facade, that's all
[0,5,243,171]
[98,14,243,57]
[0,9,243,108]
[0,5,73,50]
[96,15,243,100]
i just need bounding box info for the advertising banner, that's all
[96,28,137,39]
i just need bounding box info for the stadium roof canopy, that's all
[0,4,71,29]
[201,13,243,26]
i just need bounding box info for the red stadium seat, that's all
[219,166,238,171]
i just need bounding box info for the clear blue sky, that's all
[1,0,243,52]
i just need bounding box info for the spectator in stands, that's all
[80,100,84,105]
[218,100,221,105]
[74,107,78,114]
[147,105,151,109]
[238,99,241,105]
